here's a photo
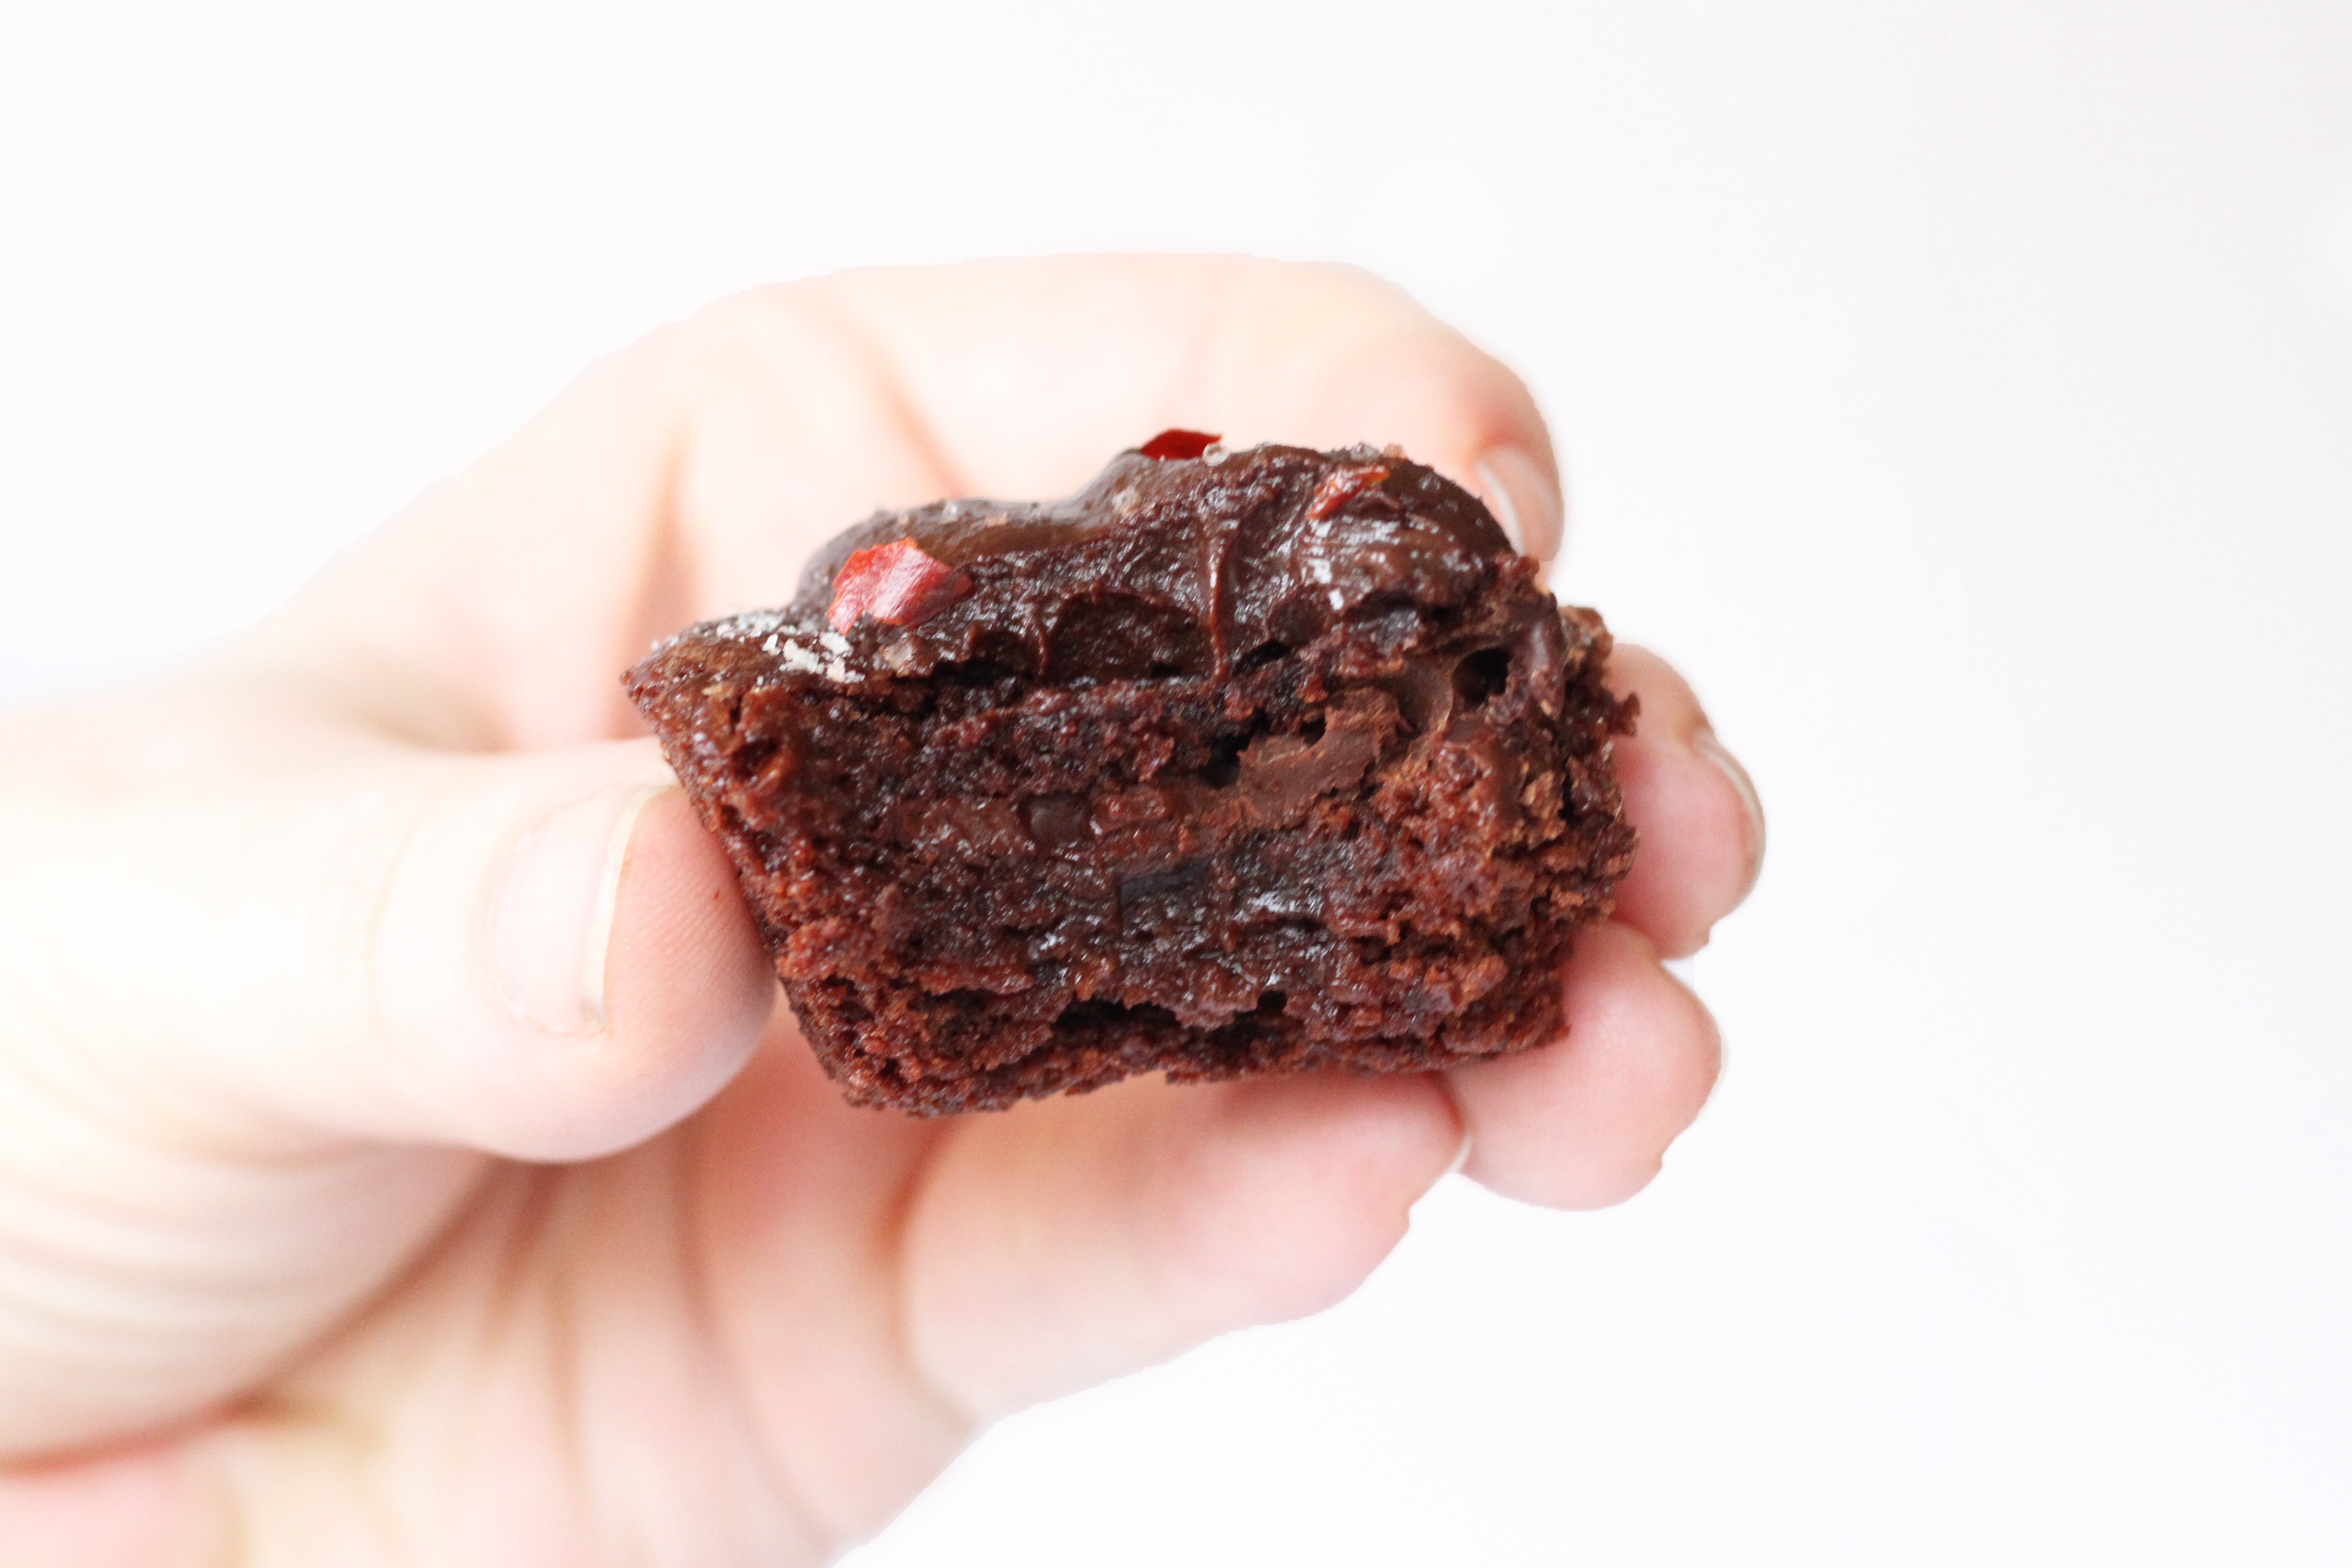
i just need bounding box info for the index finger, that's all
[265,257,1570,750]
[805,257,1561,548]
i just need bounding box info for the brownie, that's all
[625,434,1637,1114]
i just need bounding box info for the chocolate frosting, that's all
[788,443,1518,682]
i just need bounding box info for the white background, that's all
[4,2,2349,1562]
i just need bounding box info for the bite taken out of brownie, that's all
[625,432,1638,1114]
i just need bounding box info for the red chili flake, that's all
[827,539,974,633]
[1138,428,1221,460]
[1305,462,1391,522]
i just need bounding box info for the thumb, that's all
[4,710,775,1161]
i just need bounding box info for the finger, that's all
[815,256,1565,558]
[247,301,971,747]
[265,258,1568,747]
[686,1036,966,1546]
[899,1068,1461,1420]
[252,339,706,747]
[1,705,775,1159]
[1446,921,1721,1210]
[1604,642,1765,958]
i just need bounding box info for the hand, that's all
[0,258,1762,1564]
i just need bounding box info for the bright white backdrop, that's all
[4,2,2348,1562]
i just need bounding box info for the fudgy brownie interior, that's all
[626,435,1637,1113]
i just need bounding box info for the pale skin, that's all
[0,258,1762,1565]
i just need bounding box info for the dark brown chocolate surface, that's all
[627,439,1637,1113]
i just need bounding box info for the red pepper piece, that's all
[827,539,974,633]
[1305,462,1391,522]
[1138,428,1221,460]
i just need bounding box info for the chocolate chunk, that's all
[626,439,1637,1114]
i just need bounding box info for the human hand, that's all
[0,258,1761,1564]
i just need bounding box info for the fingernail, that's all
[1691,729,1766,905]
[1472,446,1564,562]
[496,784,676,1034]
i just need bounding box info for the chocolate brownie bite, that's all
[625,436,1637,1114]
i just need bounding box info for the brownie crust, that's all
[626,438,1637,1113]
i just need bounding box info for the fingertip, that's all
[462,778,774,1161]
[1201,268,1552,514]
[1448,922,1721,1210]
[903,1068,1461,1417]
[1608,729,1764,959]
[1321,328,1560,561]
[1171,1072,1463,1322]
[1693,728,1766,906]
[1604,646,1765,958]
[564,788,774,1152]
[1300,327,1554,502]
[1473,444,1565,562]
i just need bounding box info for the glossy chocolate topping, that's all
[786,442,1518,683]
